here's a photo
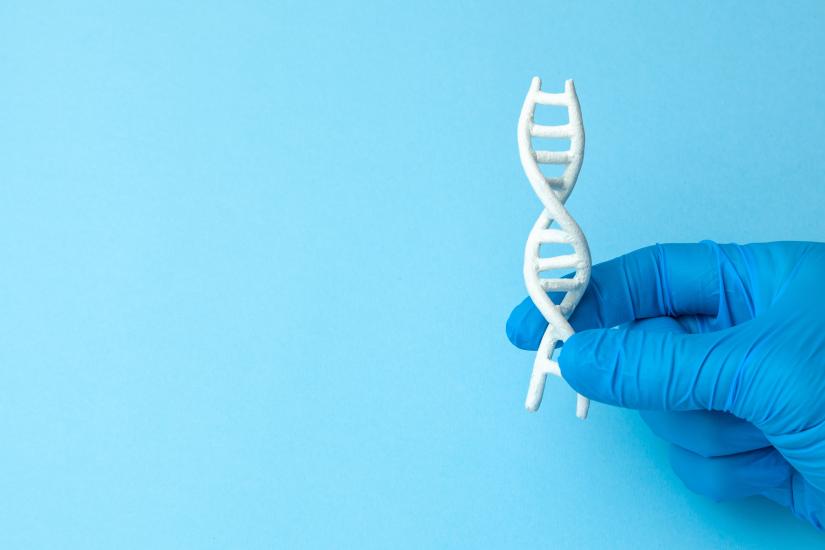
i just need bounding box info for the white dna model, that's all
[518,77,592,419]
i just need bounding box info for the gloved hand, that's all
[506,241,825,530]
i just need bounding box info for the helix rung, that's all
[530,123,573,138]
[540,278,582,292]
[546,177,566,187]
[534,150,572,164]
[542,358,561,376]
[537,254,581,271]
[533,90,568,106]
[537,229,571,243]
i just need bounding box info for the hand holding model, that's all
[506,241,825,530]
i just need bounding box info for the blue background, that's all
[2,1,825,548]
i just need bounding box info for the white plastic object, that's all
[518,77,592,418]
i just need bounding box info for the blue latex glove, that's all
[506,241,825,530]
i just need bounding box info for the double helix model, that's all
[517,77,592,419]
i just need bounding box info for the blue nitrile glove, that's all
[506,241,825,530]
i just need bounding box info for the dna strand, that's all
[518,77,592,419]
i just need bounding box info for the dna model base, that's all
[518,77,592,419]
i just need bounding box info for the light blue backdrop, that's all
[1,1,824,548]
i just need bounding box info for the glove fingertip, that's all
[558,330,605,398]
[505,297,545,351]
